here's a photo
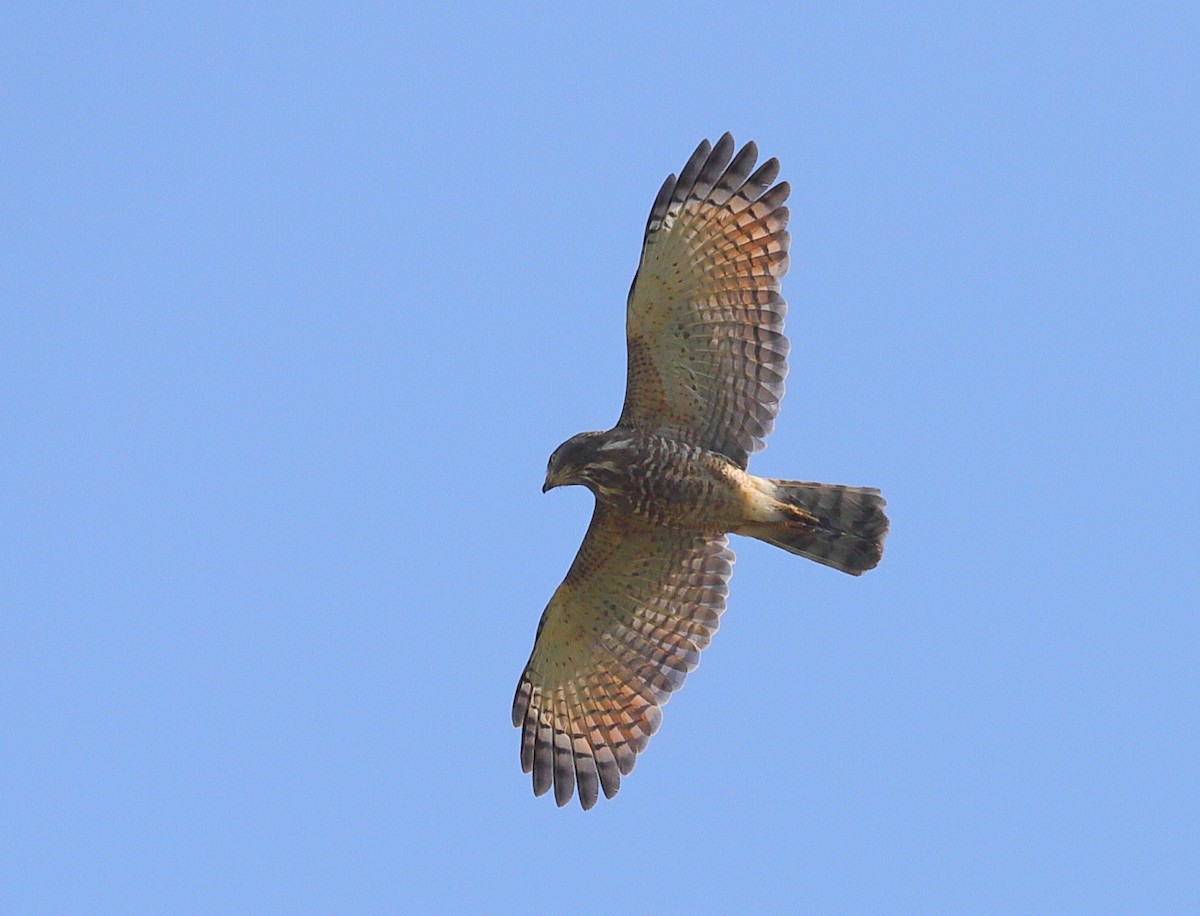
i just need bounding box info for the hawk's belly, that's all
[588,435,756,531]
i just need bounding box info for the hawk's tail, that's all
[745,481,888,575]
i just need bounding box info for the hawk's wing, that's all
[512,504,734,809]
[618,133,791,468]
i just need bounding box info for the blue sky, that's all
[3,3,1197,912]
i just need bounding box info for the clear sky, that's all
[3,3,1197,913]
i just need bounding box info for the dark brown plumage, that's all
[514,134,888,809]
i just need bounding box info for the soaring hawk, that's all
[513,134,888,809]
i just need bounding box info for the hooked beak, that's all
[542,480,552,494]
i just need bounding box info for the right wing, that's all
[512,505,734,809]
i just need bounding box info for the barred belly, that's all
[591,433,749,530]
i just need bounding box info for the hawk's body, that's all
[549,430,758,529]
[514,135,888,809]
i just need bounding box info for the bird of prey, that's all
[513,133,888,809]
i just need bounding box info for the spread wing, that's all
[619,133,791,468]
[512,505,734,809]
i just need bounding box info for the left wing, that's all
[618,133,791,468]
[512,504,734,809]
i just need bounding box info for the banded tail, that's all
[742,481,888,575]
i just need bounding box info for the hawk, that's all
[513,134,888,809]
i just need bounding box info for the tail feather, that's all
[745,481,888,575]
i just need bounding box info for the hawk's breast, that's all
[589,432,748,530]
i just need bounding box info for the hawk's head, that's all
[544,431,604,492]
[544,430,633,494]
